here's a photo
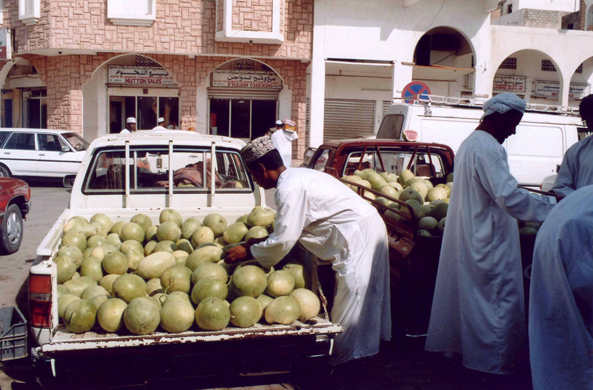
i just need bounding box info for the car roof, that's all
[320,138,453,151]
[91,131,247,150]
[0,128,73,135]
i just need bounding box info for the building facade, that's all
[0,0,312,156]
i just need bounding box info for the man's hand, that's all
[224,244,249,264]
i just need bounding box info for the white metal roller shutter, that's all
[324,99,376,141]
[207,88,280,100]
[382,100,392,117]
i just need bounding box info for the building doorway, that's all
[209,98,277,139]
[109,95,179,132]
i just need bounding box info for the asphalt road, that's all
[0,183,535,390]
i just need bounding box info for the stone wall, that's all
[18,53,308,155]
[232,0,274,32]
[562,10,581,29]
[4,0,313,59]
[523,9,569,28]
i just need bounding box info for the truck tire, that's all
[0,204,23,255]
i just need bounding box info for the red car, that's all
[0,178,31,254]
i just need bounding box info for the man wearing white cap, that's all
[425,93,557,374]
[152,117,168,132]
[225,136,391,366]
[120,117,137,134]
[270,119,298,168]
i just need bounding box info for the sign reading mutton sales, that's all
[493,75,527,93]
[533,80,591,100]
[212,70,282,89]
[108,66,176,85]
[0,29,12,60]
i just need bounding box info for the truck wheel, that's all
[0,165,11,178]
[0,204,23,255]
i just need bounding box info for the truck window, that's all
[84,147,252,194]
[310,149,330,171]
[377,114,404,140]
[343,149,445,179]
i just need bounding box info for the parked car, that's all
[0,178,31,254]
[0,128,89,179]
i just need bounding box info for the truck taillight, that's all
[29,274,51,328]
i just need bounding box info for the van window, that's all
[377,114,404,140]
[0,131,10,147]
[311,149,330,171]
[84,147,252,194]
[4,133,35,150]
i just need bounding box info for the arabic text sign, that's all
[212,70,282,89]
[493,75,526,93]
[533,80,591,100]
[108,66,175,85]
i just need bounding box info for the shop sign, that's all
[533,80,591,100]
[493,75,526,93]
[569,82,591,100]
[212,70,282,89]
[108,66,175,85]
[0,29,12,60]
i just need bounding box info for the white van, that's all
[377,98,584,187]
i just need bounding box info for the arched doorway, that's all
[493,50,562,105]
[83,54,179,140]
[412,27,476,98]
[207,59,283,141]
[0,58,47,128]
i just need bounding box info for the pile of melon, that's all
[55,207,321,335]
[341,169,454,237]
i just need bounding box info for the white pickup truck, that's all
[28,131,341,389]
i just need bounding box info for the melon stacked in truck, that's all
[341,168,453,237]
[54,208,321,335]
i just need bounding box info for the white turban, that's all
[481,93,526,120]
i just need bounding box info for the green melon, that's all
[430,203,449,221]
[99,274,120,296]
[191,226,215,248]
[223,222,249,244]
[146,278,163,296]
[89,295,109,309]
[62,231,87,252]
[175,239,194,254]
[87,236,107,249]
[124,297,160,335]
[172,250,189,265]
[130,214,153,232]
[289,288,321,321]
[54,255,77,284]
[126,250,145,270]
[156,222,182,243]
[120,222,145,243]
[81,285,109,301]
[246,207,275,228]
[90,214,113,232]
[231,265,267,298]
[58,294,81,319]
[185,246,223,271]
[265,270,295,298]
[160,299,194,333]
[136,251,176,280]
[63,299,97,333]
[90,244,118,261]
[145,225,158,242]
[110,221,125,235]
[102,251,128,275]
[97,298,127,333]
[202,213,228,236]
[256,294,274,312]
[80,257,104,282]
[195,297,230,331]
[417,216,439,233]
[160,264,192,294]
[153,240,177,254]
[399,188,424,205]
[181,217,202,240]
[398,170,415,186]
[437,217,446,234]
[244,226,269,243]
[409,181,428,200]
[230,296,262,328]
[191,278,228,305]
[159,209,183,227]
[144,241,158,256]
[283,263,308,289]
[57,246,84,269]
[112,274,147,303]
[120,240,144,254]
[427,187,448,202]
[191,263,228,285]
[264,296,301,325]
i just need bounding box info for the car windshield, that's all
[63,132,89,151]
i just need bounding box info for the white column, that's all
[278,86,292,121]
[196,86,208,134]
[561,74,571,109]
[309,18,326,148]
[391,62,413,102]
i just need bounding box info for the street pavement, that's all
[0,182,535,390]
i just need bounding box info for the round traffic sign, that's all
[402,82,431,104]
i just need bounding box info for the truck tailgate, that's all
[41,318,341,355]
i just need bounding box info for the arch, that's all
[410,26,477,98]
[492,49,564,104]
[206,57,285,86]
[83,53,175,87]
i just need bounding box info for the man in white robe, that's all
[120,117,136,134]
[425,93,557,374]
[552,95,593,199]
[152,117,168,131]
[225,136,391,365]
[529,185,593,390]
[270,120,298,168]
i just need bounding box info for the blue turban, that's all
[481,93,526,120]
